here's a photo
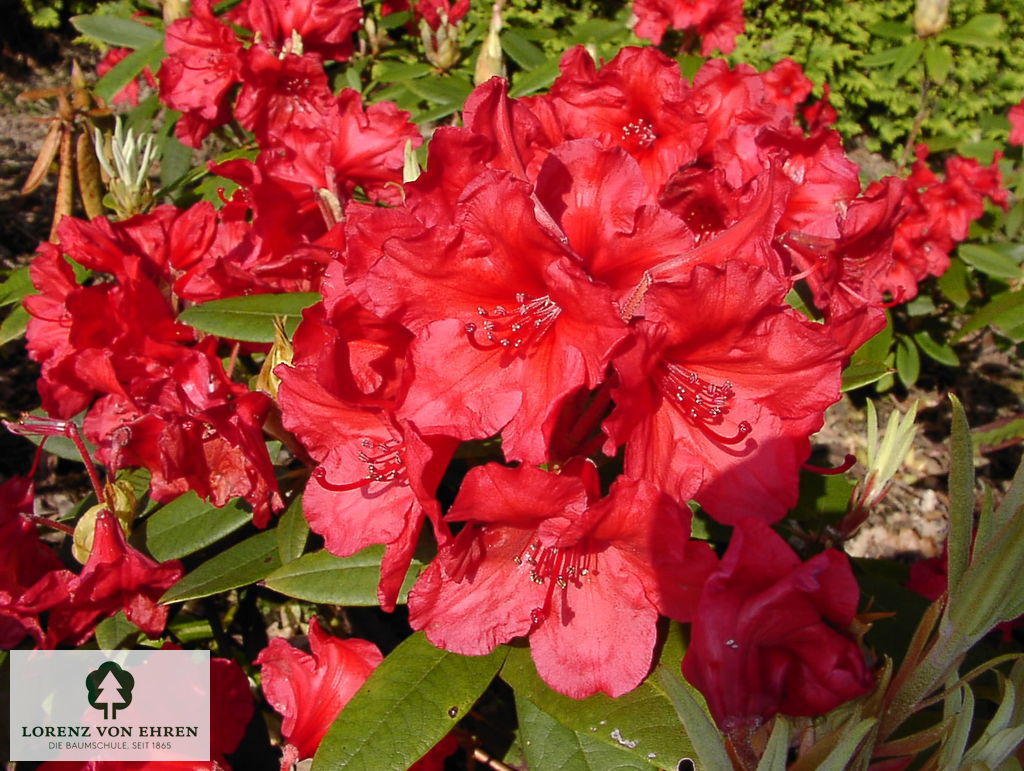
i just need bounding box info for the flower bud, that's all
[474,2,506,85]
[421,15,461,71]
[256,316,294,400]
[914,0,949,37]
[72,479,137,564]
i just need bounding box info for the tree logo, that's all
[85,661,135,719]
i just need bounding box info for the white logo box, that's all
[10,649,210,762]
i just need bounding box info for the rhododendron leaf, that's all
[312,633,507,770]
[515,694,652,770]
[958,244,1023,280]
[500,643,697,767]
[160,529,280,603]
[178,292,320,343]
[502,31,546,69]
[913,328,959,367]
[95,611,140,650]
[0,266,33,307]
[895,338,921,387]
[791,471,856,526]
[405,75,473,106]
[841,361,893,392]
[955,290,1024,342]
[95,40,165,104]
[937,258,971,309]
[655,667,731,771]
[263,547,423,606]
[71,15,164,49]
[756,717,791,771]
[373,61,433,81]
[142,492,252,561]
[939,14,1003,48]
[947,395,974,595]
[509,58,560,97]
[0,304,29,346]
[276,495,309,564]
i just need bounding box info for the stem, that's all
[26,514,76,536]
[899,78,933,170]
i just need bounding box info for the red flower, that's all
[1011,98,1024,146]
[158,0,243,147]
[232,0,362,62]
[408,462,716,698]
[257,617,382,763]
[19,510,183,647]
[632,0,744,55]
[606,261,844,524]
[415,0,470,29]
[682,519,872,732]
[762,59,813,111]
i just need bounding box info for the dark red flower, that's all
[415,0,470,29]
[408,462,716,698]
[682,519,873,732]
[257,617,382,763]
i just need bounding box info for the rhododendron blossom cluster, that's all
[14,1,1018,760]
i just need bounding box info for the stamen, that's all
[620,118,657,150]
[311,438,405,492]
[803,453,856,475]
[657,364,752,446]
[463,294,561,355]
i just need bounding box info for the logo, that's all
[85,661,135,719]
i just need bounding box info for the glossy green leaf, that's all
[937,257,971,308]
[72,14,163,48]
[509,58,561,97]
[516,694,651,770]
[0,267,33,307]
[405,75,473,105]
[860,45,912,68]
[94,40,166,104]
[502,30,547,69]
[841,360,893,391]
[312,634,507,770]
[500,642,696,768]
[263,547,422,605]
[0,304,30,345]
[178,292,320,343]
[959,244,1023,279]
[142,492,252,561]
[655,667,730,771]
[160,529,280,603]
[373,60,434,82]
[756,717,791,771]
[913,328,959,367]
[276,495,309,564]
[955,290,1024,341]
[895,337,920,387]
[95,612,141,650]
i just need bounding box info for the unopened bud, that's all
[163,0,190,24]
[72,479,137,564]
[914,0,949,37]
[422,15,461,72]
[474,2,506,85]
[403,139,422,183]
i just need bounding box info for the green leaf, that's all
[515,694,651,770]
[94,40,166,104]
[95,612,141,650]
[71,15,163,48]
[958,244,1023,280]
[895,337,921,387]
[312,634,507,770]
[158,131,193,189]
[890,39,924,81]
[276,495,309,564]
[0,267,34,307]
[160,529,280,603]
[924,43,953,83]
[947,395,974,595]
[817,718,876,771]
[939,14,1004,48]
[502,30,547,69]
[860,45,913,68]
[142,492,252,561]
[869,21,912,38]
[655,667,730,771]
[955,290,1024,341]
[263,546,422,605]
[509,58,561,97]
[500,642,697,768]
[841,361,893,391]
[0,304,30,346]
[373,60,434,82]
[937,257,971,308]
[178,292,320,343]
[756,717,791,771]
[913,328,959,367]
[792,469,855,526]
[404,75,473,105]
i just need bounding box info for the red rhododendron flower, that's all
[231,0,362,62]
[1010,98,1024,146]
[257,617,383,764]
[606,261,844,523]
[19,510,183,647]
[632,0,744,54]
[415,0,470,29]
[683,519,873,733]
[762,58,813,111]
[408,462,717,698]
